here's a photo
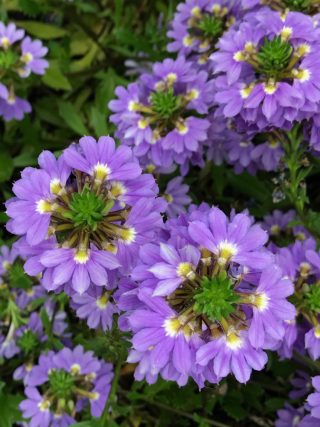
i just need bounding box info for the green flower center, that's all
[17,330,38,354]
[64,186,112,232]
[193,271,239,321]
[257,36,293,76]
[304,283,320,313]
[150,88,180,119]
[197,15,224,39]
[48,370,75,400]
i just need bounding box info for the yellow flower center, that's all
[70,363,81,375]
[96,293,109,309]
[226,328,243,350]
[176,121,189,135]
[176,262,195,280]
[314,325,320,338]
[216,241,238,266]
[21,52,33,64]
[38,399,51,411]
[119,227,136,245]
[36,199,52,214]
[93,163,111,182]
[74,249,90,264]
[1,37,10,49]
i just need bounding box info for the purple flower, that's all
[305,327,320,360]
[0,22,24,48]
[20,387,53,427]
[71,285,119,330]
[0,333,19,359]
[307,376,320,419]
[20,345,113,423]
[276,404,314,427]
[109,56,213,173]
[120,205,292,387]
[197,329,268,383]
[163,177,191,218]
[20,36,48,77]
[188,207,272,269]
[290,371,312,399]
[128,288,204,385]
[148,242,200,296]
[247,265,295,348]
[251,139,284,171]
[262,210,296,237]
[0,244,18,281]
[167,0,242,67]
[212,11,320,130]
[13,362,35,385]
[0,95,31,121]
[40,247,120,294]
[6,137,164,293]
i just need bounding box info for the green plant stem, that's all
[279,126,320,239]
[100,358,122,425]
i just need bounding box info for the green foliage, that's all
[0,382,23,427]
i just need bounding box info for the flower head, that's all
[109,57,213,173]
[6,137,164,293]
[212,11,320,130]
[20,346,113,423]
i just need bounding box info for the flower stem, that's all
[100,358,122,425]
[279,126,320,238]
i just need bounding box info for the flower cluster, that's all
[119,205,295,386]
[0,22,48,121]
[109,56,214,174]
[6,137,165,295]
[167,0,242,68]
[19,345,113,425]
[213,10,320,131]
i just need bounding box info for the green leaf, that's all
[14,21,67,39]
[0,151,14,182]
[90,107,108,137]
[223,390,247,421]
[42,61,72,91]
[0,390,23,427]
[58,101,89,135]
[40,308,51,336]
[265,397,286,411]
[18,0,45,17]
